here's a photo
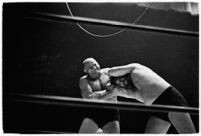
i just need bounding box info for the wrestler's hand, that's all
[106,82,115,91]
[106,83,122,95]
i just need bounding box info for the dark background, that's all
[3,3,199,133]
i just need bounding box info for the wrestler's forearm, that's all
[87,90,106,99]
[98,89,120,100]
[108,63,136,77]
[93,90,107,95]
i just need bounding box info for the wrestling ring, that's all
[5,6,199,133]
[23,11,199,115]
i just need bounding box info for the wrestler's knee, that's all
[83,118,92,122]
[80,118,98,128]
[168,112,196,133]
[102,121,120,133]
[79,118,99,133]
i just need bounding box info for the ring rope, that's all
[8,93,199,115]
[28,12,199,37]
[66,3,152,38]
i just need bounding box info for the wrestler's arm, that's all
[116,87,130,98]
[79,78,120,100]
[116,87,144,102]
[79,77,101,99]
[108,63,140,77]
[98,83,121,100]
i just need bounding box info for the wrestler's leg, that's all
[145,116,171,133]
[168,112,196,133]
[102,120,120,133]
[79,118,99,133]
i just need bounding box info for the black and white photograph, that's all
[2,1,199,134]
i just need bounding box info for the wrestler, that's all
[78,58,120,133]
[108,63,196,133]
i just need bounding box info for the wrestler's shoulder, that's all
[80,75,88,83]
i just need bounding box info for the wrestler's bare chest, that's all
[89,70,110,92]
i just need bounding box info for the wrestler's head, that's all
[110,76,128,88]
[83,58,101,79]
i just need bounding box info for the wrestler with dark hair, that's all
[108,63,196,133]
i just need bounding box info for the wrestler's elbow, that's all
[128,63,141,69]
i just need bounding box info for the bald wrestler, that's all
[108,63,196,133]
[79,58,120,133]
